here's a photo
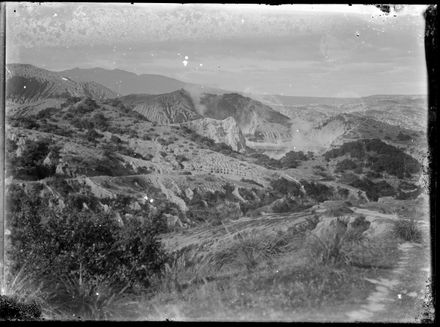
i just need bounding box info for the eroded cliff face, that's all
[183,116,247,152]
[200,93,292,143]
[123,89,202,124]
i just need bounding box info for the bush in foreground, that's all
[6,186,169,318]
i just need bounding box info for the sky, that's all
[6,3,428,97]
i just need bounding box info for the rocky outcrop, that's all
[232,185,246,203]
[55,162,78,177]
[309,215,371,252]
[163,213,184,230]
[182,117,247,152]
[184,188,194,201]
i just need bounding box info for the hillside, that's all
[201,93,293,143]
[119,90,202,124]
[6,64,117,104]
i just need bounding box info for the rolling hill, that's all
[6,64,117,104]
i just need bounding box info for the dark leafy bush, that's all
[90,113,109,131]
[335,159,358,173]
[280,150,308,168]
[270,178,303,197]
[7,187,169,293]
[8,117,39,129]
[61,96,82,108]
[176,154,188,163]
[71,118,94,130]
[6,138,60,180]
[324,139,421,179]
[300,180,335,203]
[396,132,412,141]
[38,121,74,137]
[35,107,58,120]
[348,177,396,201]
[272,197,309,213]
[67,97,99,115]
[110,135,122,144]
[85,129,103,143]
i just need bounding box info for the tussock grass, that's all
[305,222,396,268]
[45,275,132,320]
[394,218,423,243]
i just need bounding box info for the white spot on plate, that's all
[397,294,402,299]
[199,63,203,67]
[182,60,188,67]
[150,199,154,203]
[23,85,26,89]
[184,55,189,60]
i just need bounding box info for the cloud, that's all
[6,3,428,97]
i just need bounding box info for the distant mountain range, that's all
[59,67,191,96]
[6,64,117,104]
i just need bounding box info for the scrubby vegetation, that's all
[6,138,61,180]
[335,159,358,173]
[5,184,170,319]
[324,139,421,179]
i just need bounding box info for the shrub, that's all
[324,139,421,179]
[7,188,169,296]
[301,180,335,203]
[35,107,58,120]
[110,135,122,144]
[280,150,308,168]
[335,159,358,173]
[90,113,109,131]
[270,178,302,197]
[71,118,94,130]
[8,117,39,129]
[272,197,309,213]
[7,138,60,180]
[396,132,412,141]
[85,129,103,143]
[176,154,188,163]
[128,129,139,138]
[67,97,99,115]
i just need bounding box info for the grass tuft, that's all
[394,218,423,243]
